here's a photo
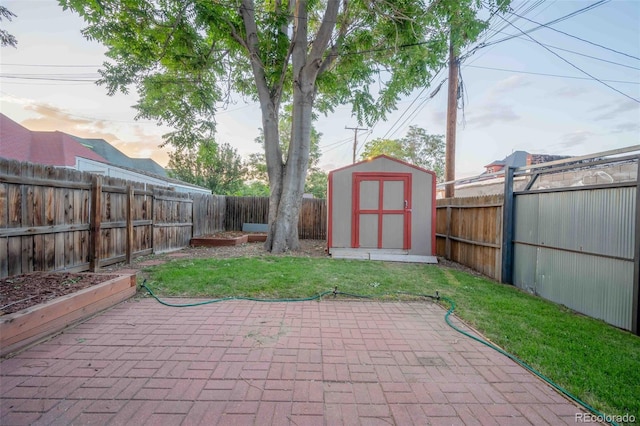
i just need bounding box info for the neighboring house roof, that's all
[0,114,107,167]
[72,136,167,177]
[483,150,530,174]
[502,150,530,168]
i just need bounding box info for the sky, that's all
[1,0,639,179]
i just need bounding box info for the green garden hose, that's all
[141,280,334,307]
[440,296,620,426]
[140,281,620,426]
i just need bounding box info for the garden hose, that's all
[140,281,619,426]
[141,280,334,307]
[440,296,619,426]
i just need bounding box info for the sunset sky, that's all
[1,0,639,177]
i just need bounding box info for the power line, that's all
[494,14,639,103]
[467,26,640,71]
[1,63,101,68]
[475,0,611,50]
[464,64,640,85]
[508,9,640,62]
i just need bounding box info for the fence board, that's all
[436,195,503,280]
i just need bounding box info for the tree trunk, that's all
[268,81,315,253]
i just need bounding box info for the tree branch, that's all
[318,0,349,75]
[309,0,341,65]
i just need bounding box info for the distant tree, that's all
[168,141,246,195]
[304,170,328,199]
[0,6,17,48]
[248,112,325,196]
[360,138,406,161]
[233,181,270,197]
[360,126,445,181]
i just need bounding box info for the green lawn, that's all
[142,256,639,424]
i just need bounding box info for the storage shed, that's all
[327,155,437,263]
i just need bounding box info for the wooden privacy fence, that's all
[436,195,504,281]
[0,160,205,278]
[225,196,327,240]
[0,159,326,278]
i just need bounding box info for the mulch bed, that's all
[0,272,117,316]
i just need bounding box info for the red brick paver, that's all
[1,299,589,425]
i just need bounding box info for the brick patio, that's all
[1,298,587,425]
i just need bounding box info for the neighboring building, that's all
[437,149,635,198]
[0,114,107,166]
[482,150,569,175]
[0,114,210,194]
[72,136,168,177]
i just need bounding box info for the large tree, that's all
[361,125,445,181]
[60,0,508,252]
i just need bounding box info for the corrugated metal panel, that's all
[535,249,633,330]
[513,186,636,331]
[537,188,634,259]
[514,194,539,244]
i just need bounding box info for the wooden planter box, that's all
[190,234,249,247]
[0,273,136,357]
[247,234,267,243]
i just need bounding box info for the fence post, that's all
[445,205,452,260]
[126,185,134,265]
[633,164,640,335]
[501,167,515,284]
[89,175,102,272]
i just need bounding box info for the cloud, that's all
[466,103,520,128]
[559,130,594,149]
[553,86,589,98]
[611,122,640,134]
[590,100,640,121]
[19,102,170,166]
[489,75,532,96]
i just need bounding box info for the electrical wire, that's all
[479,0,611,49]
[507,9,640,62]
[463,64,640,85]
[494,13,639,103]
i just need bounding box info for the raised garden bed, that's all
[190,234,249,247]
[0,272,137,357]
[247,234,267,243]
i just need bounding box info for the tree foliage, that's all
[168,141,246,195]
[361,126,445,181]
[0,6,17,48]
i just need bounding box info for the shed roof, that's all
[329,154,434,175]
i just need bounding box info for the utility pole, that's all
[445,32,459,198]
[346,126,368,164]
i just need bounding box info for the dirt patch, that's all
[0,273,117,316]
[106,239,328,271]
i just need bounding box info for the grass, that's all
[143,256,640,424]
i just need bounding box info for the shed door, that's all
[352,173,412,250]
